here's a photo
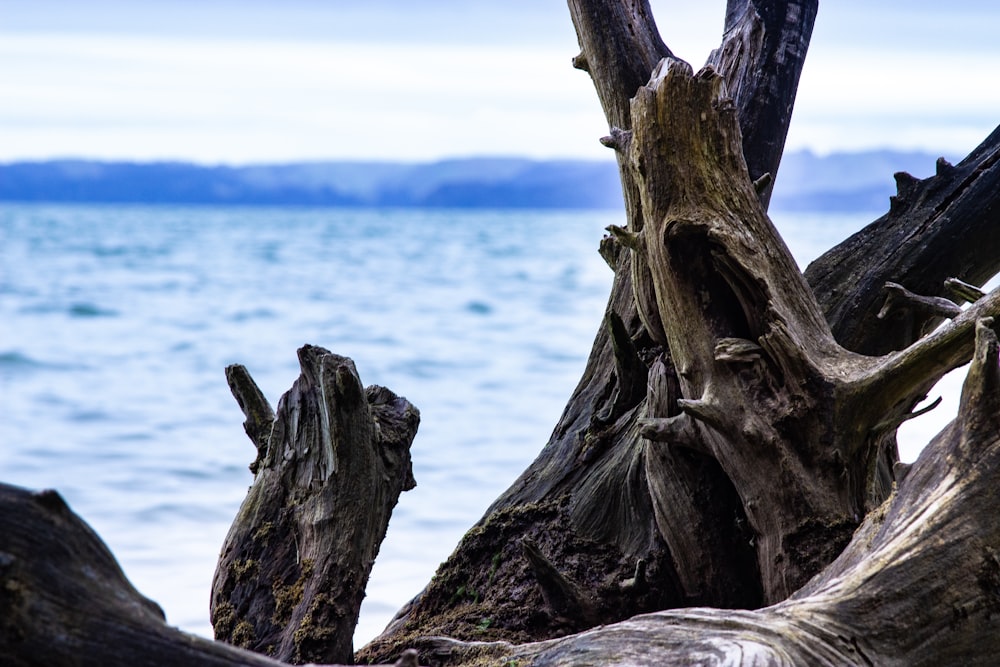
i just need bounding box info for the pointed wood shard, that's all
[676,398,727,433]
[598,233,622,270]
[605,224,644,253]
[605,310,648,418]
[894,171,920,198]
[752,172,772,195]
[619,558,647,591]
[639,414,699,448]
[878,282,962,321]
[945,277,987,304]
[226,364,276,474]
[889,171,922,214]
[957,317,1000,443]
[936,156,955,176]
[600,126,633,153]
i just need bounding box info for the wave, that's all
[68,302,119,318]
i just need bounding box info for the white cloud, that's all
[786,47,1000,156]
[0,33,610,162]
[2,2,999,162]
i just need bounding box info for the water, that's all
[0,203,961,645]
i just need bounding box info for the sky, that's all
[1,0,999,164]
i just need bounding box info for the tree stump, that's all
[212,345,419,664]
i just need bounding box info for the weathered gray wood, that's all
[0,482,358,667]
[212,345,418,664]
[372,319,1000,666]
[621,56,1000,602]
[6,320,1000,666]
[6,2,1000,665]
[806,126,1000,356]
[357,2,1000,659]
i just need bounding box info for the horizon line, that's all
[0,146,961,169]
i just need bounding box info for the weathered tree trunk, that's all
[4,1,1000,666]
[211,345,419,664]
[394,321,1000,665]
[356,1,1000,661]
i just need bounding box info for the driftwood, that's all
[212,346,419,664]
[0,346,418,667]
[357,3,1000,661]
[3,322,1000,665]
[395,319,1000,666]
[4,1,1000,666]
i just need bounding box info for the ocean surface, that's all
[0,203,964,646]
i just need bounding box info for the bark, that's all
[4,1,1000,666]
[805,125,1000,355]
[0,481,388,667]
[5,322,1000,666]
[212,346,419,664]
[354,1,999,660]
[401,319,1000,667]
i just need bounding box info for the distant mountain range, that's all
[0,150,956,212]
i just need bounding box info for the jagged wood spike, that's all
[936,156,955,176]
[571,52,590,72]
[878,282,962,321]
[599,126,633,153]
[638,416,678,442]
[597,234,621,270]
[638,414,703,453]
[894,171,920,197]
[619,558,647,591]
[752,171,772,195]
[957,317,1000,441]
[888,171,922,215]
[945,277,987,304]
[225,363,276,474]
[604,224,643,252]
[676,398,727,433]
